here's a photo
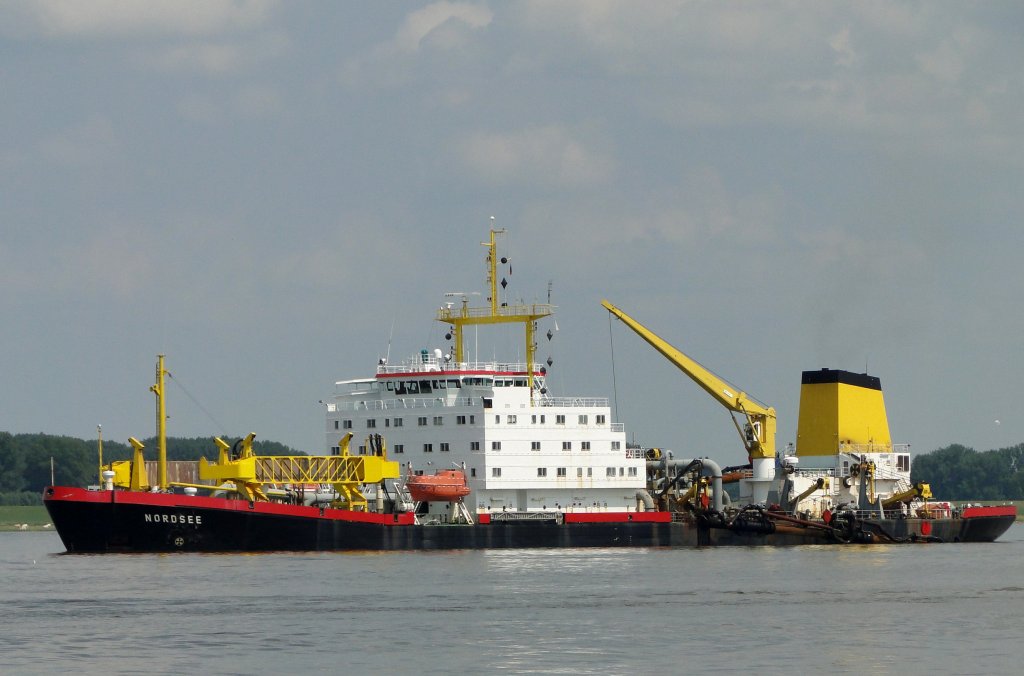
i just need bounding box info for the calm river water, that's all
[1,527,1022,675]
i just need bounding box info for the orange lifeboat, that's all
[406,470,471,502]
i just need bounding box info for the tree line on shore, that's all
[0,432,296,505]
[2,431,1021,505]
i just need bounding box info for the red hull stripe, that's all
[563,512,672,524]
[45,486,416,525]
[962,505,1017,519]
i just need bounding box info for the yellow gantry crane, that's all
[602,300,778,503]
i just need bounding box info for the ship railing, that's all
[334,397,482,412]
[536,397,610,408]
[437,303,555,322]
[489,510,561,523]
[838,443,911,455]
[377,358,539,375]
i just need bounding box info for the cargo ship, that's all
[44,229,1016,551]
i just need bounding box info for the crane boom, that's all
[601,299,776,463]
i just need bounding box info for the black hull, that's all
[44,487,1016,553]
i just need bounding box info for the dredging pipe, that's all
[646,457,724,512]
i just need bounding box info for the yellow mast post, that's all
[149,354,169,490]
[436,227,554,402]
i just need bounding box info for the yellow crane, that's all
[602,300,777,503]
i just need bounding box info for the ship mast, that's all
[436,227,554,402]
[149,354,169,490]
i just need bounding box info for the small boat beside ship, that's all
[44,229,1016,552]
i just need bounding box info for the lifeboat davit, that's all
[406,470,471,502]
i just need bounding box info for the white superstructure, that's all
[324,229,645,518]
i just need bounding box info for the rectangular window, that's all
[333,420,339,430]
[424,443,433,453]
[457,415,467,425]
[492,441,501,451]
[471,441,481,451]
[440,442,450,452]
[577,467,583,477]
[619,467,624,477]
[557,467,566,477]
[492,467,501,477]
[531,414,537,424]
[418,416,427,426]
[537,468,547,477]
[606,467,616,477]
[897,455,910,472]
[358,445,366,454]
[581,441,591,451]
[385,418,390,427]
[470,415,476,424]
[394,418,403,427]
[507,415,517,424]
[471,468,476,477]
[531,441,541,451]
[394,444,404,454]
[596,414,606,424]
[578,415,588,424]
[343,420,353,429]
[562,441,572,451]
[433,416,443,426]
[587,468,593,477]
[628,467,638,477]
[611,441,620,450]
[556,415,566,425]
[367,419,376,428]
[495,415,501,424]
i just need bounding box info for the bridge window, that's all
[419,380,432,393]
[514,378,527,387]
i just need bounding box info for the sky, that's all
[2,1,1023,467]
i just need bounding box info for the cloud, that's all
[457,126,613,188]
[38,115,119,167]
[8,0,277,38]
[340,2,492,87]
[394,1,493,52]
